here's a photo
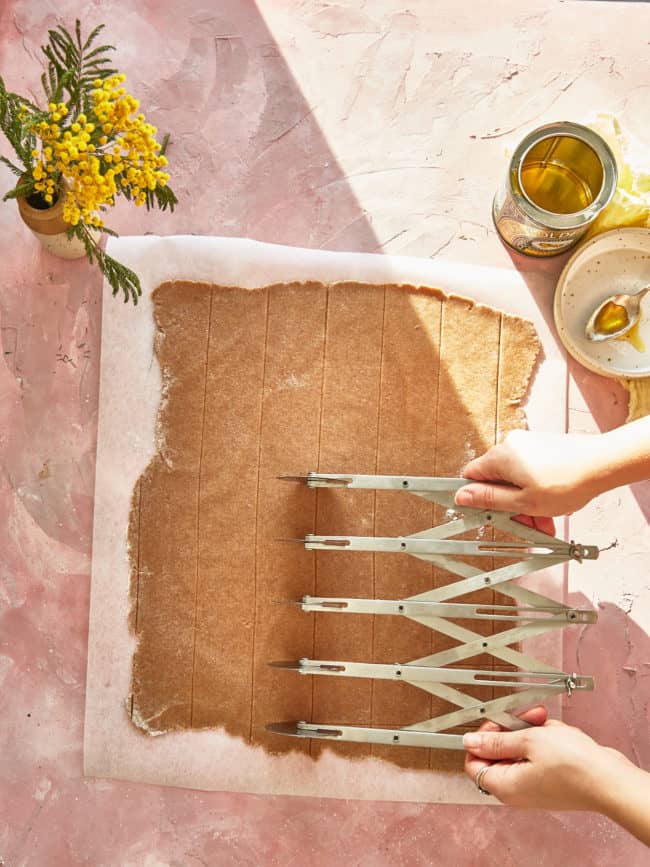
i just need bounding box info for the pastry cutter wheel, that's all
[267,473,600,750]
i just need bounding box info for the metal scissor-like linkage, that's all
[268,473,599,750]
[295,596,596,623]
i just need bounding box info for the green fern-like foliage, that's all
[0,78,38,178]
[72,223,142,304]
[41,21,117,116]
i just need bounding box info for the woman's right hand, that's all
[455,429,607,517]
[455,418,650,518]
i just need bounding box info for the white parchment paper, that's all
[84,236,566,801]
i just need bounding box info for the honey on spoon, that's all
[584,286,649,352]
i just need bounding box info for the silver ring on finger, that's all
[475,766,491,796]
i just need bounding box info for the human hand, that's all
[454,429,607,518]
[464,706,634,811]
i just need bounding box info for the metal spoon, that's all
[585,285,649,342]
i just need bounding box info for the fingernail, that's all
[463,733,481,749]
[455,489,473,506]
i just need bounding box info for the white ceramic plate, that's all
[554,227,650,379]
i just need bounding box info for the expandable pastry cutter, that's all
[267,473,599,750]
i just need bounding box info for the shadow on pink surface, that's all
[501,243,631,431]
[562,598,650,769]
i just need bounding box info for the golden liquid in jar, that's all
[519,136,604,215]
[520,161,595,214]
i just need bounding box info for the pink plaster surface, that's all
[0,1,648,865]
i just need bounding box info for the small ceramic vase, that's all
[17,183,95,260]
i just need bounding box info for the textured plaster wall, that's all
[0,1,649,865]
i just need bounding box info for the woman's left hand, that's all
[463,706,634,811]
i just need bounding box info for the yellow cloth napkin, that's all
[584,114,650,420]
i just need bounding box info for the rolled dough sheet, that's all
[85,236,566,802]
